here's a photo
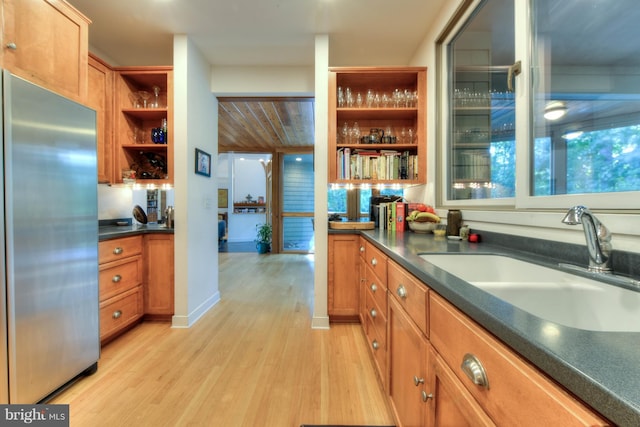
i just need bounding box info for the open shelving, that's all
[328,67,427,185]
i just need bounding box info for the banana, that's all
[413,212,441,223]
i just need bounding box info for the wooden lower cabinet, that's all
[99,236,144,344]
[328,234,360,321]
[427,346,495,427]
[429,293,608,426]
[388,296,428,427]
[373,244,609,427]
[144,234,175,319]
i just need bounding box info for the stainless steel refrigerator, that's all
[0,71,100,403]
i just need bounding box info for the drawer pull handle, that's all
[396,284,407,299]
[413,376,424,386]
[371,257,377,266]
[370,308,377,318]
[371,340,379,350]
[112,310,122,319]
[461,353,490,389]
[6,42,17,50]
[113,247,124,255]
[422,391,434,402]
[370,283,377,292]
[112,274,122,283]
[359,246,365,253]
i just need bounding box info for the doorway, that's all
[278,152,314,253]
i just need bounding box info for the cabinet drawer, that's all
[429,293,608,426]
[365,264,387,313]
[364,242,387,282]
[388,260,428,336]
[100,285,144,341]
[99,236,143,264]
[99,256,142,301]
[365,289,386,339]
[358,237,367,261]
[365,311,387,386]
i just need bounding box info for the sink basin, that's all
[419,254,640,332]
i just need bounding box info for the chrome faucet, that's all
[562,205,612,272]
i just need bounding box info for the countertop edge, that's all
[99,225,174,240]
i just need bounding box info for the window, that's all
[530,0,640,202]
[327,187,404,218]
[441,0,640,209]
[446,0,515,201]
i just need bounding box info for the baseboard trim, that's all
[171,291,221,328]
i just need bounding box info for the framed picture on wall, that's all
[195,148,211,177]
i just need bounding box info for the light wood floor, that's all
[52,253,395,427]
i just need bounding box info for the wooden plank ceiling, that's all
[218,97,315,153]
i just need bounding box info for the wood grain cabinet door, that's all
[2,0,90,102]
[144,234,174,319]
[327,234,360,321]
[88,54,113,183]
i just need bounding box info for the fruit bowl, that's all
[407,221,437,233]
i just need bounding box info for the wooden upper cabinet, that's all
[88,54,114,184]
[2,0,90,103]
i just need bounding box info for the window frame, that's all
[438,0,640,211]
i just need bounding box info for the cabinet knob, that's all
[421,391,434,402]
[5,42,17,50]
[112,274,122,283]
[359,246,365,253]
[371,257,377,266]
[370,308,377,318]
[396,284,407,299]
[112,310,122,319]
[371,339,379,350]
[461,353,490,389]
[413,376,425,386]
[370,283,377,292]
[113,247,124,255]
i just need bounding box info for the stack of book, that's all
[336,149,418,180]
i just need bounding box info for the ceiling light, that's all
[562,130,584,140]
[544,101,567,121]
[295,157,302,162]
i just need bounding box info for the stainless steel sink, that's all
[419,254,640,332]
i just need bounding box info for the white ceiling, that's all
[68,0,448,67]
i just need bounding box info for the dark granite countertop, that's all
[99,223,174,241]
[353,229,640,426]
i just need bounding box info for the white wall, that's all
[173,35,220,328]
[312,34,329,329]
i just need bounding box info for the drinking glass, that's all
[138,91,151,108]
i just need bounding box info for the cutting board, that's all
[329,221,375,230]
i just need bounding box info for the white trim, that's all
[311,316,330,330]
[171,291,220,328]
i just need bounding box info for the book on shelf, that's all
[336,148,418,181]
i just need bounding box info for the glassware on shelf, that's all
[152,85,161,108]
[129,92,141,108]
[337,86,345,107]
[356,92,363,108]
[345,87,354,107]
[350,122,361,144]
[366,89,374,108]
[341,122,349,144]
[128,127,143,144]
[137,90,151,108]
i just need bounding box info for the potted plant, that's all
[255,223,272,254]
